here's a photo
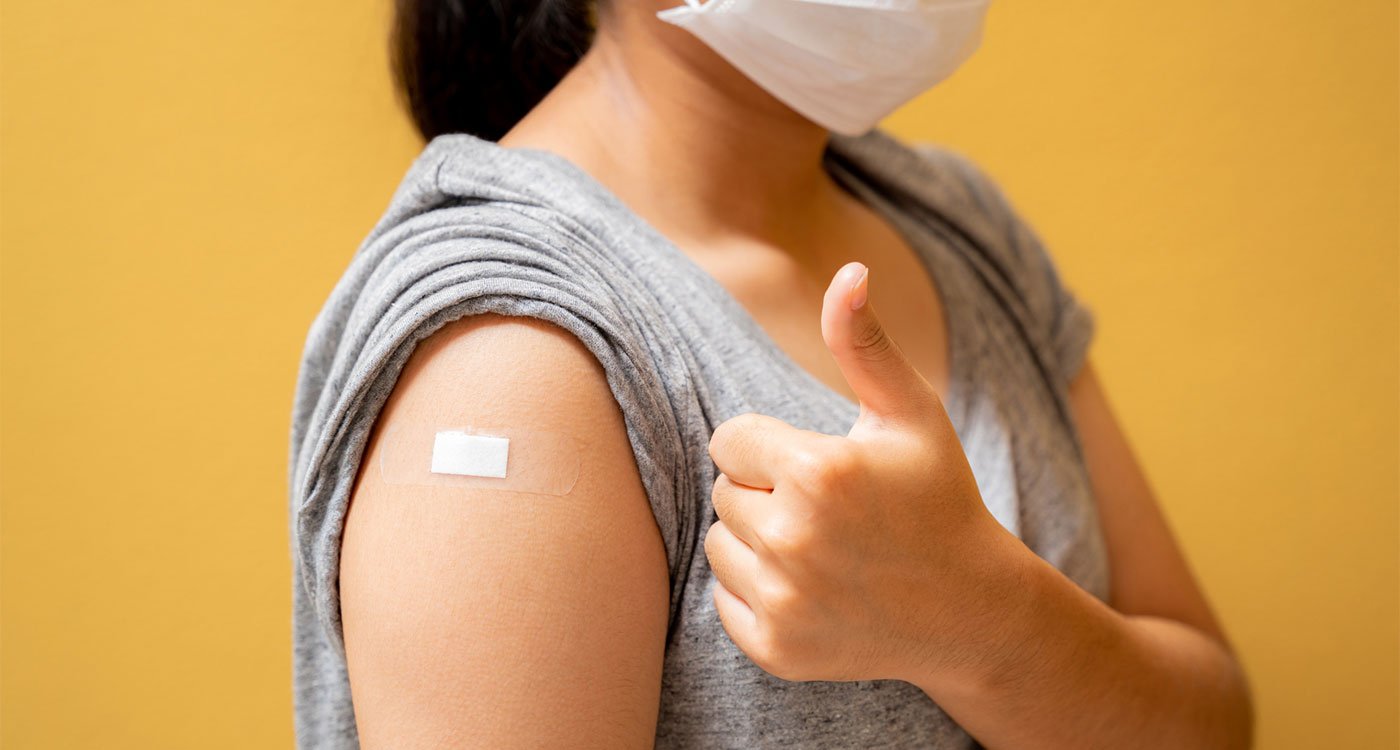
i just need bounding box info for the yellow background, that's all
[2,0,1395,746]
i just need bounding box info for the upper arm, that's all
[1067,358,1231,648]
[338,313,670,749]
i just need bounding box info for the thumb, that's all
[820,261,938,429]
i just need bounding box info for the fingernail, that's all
[850,265,869,311]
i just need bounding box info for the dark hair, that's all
[391,0,598,142]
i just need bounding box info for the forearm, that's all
[911,534,1254,749]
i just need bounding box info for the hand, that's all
[705,261,1026,686]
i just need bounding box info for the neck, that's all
[500,2,850,248]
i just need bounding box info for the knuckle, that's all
[706,517,727,542]
[703,521,727,562]
[757,576,801,620]
[757,514,811,558]
[786,445,833,493]
[850,318,897,362]
[786,440,854,497]
[824,446,861,484]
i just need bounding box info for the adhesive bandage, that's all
[378,422,581,496]
[430,431,509,478]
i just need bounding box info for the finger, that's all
[708,412,807,489]
[712,578,759,656]
[704,520,760,606]
[711,472,768,547]
[819,261,939,429]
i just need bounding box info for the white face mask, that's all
[656,0,992,136]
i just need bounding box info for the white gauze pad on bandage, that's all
[378,422,581,496]
[431,431,509,478]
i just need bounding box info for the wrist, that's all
[904,520,1057,702]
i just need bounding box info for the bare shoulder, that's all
[340,313,669,749]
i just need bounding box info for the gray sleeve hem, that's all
[1053,291,1097,387]
[293,267,691,665]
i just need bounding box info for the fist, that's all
[705,261,1012,685]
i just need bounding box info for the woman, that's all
[288,0,1254,747]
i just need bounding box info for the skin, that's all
[341,315,669,748]
[339,1,1255,747]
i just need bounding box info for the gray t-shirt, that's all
[288,128,1109,748]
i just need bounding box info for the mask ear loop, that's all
[658,0,719,19]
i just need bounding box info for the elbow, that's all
[1216,648,1256,750]
[1233,667,1257,750]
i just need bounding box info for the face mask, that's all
[656,0,992,136]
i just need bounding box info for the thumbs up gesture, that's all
[706,261,1022,686]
